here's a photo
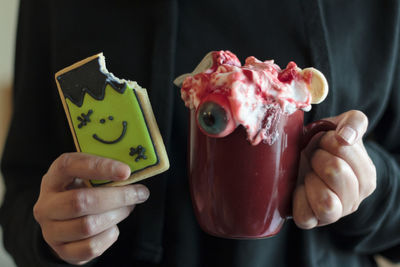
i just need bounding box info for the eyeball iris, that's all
[197,101,228,135]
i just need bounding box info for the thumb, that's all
[43,153,131,192]
[325,110,368,146]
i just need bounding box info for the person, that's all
[1,0,399,266]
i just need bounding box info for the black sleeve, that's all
[329,45,400,263]
[0,0,91,266]
[312,1,400,262]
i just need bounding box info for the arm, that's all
[293,54,400,261]
[291,0,400,258]
[329,53,400,259]
[1,0,148,265]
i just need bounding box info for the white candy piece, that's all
[173,52,214,87]
[301,67,329,104]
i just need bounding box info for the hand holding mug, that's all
[33,153,150,265]
[293,110,377,229]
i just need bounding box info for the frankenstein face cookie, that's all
[55,53,169,186]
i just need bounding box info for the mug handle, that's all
[301,120,337,150]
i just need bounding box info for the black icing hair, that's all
[57,56,126,107]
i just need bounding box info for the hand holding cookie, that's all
[33,153,150,265]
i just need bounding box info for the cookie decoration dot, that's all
[77,109,93,128]
[129,145,147,162]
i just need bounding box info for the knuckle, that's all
[84,239,103,259]
[369,178,377,195]
[329,157,347,173]
[89,157,110,173]
[41,227,54,246]
[315,194,341,222]
[108,226,120,244]
[371,162,377,176]
[55,153,74,173]
[81,228,119,261]
[370,165,377,190]
[324,163,339,178]
[350,203,360,214]
[112,227,120,243]
[80,216,97,237]
[324,158,349,181]
[33,203,43,222]
[54,245,67,259]
[92,157,105,171]
[370,178,377,193]
[69,190,91,215]
[54,244,76,263]
[317,195,334,213]
[361,176,377,198]
[294,212,314,230]
[57,242,98,264]
[74,261,90,266]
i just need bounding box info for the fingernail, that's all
[137,187,150,201]
[338,126,357,144]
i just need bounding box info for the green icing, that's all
[65,84,157,185]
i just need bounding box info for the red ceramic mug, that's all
[188,109,336,239]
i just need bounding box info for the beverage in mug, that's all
[175,51,332,238]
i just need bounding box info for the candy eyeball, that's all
[196,94,236,138]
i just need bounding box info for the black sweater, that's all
[1,0,400,266]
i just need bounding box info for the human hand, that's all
[293,110,376,229]
[33,153,150,265]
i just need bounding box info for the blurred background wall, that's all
[0,0,18,266]
[0,1,17,173]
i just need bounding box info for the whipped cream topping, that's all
[181,51,313,145]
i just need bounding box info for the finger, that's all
[310,149,359,215]
[49,206,133,243]
[43,153,131,192]
[304,172,342,224]
[53,226,119,265]
[324,110,368,145]
[292,185,318,229]
[319,131,376,199]
[296,151,312,185]
[46,184,149,220]
[301,131,326,162]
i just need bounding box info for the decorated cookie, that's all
[55,53,169,186]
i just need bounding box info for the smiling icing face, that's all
[93,116,127,144]
[65,83,158,185]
